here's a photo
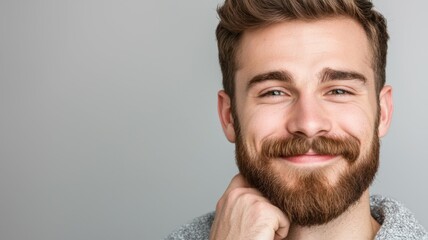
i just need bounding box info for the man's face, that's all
[218,17,393,225]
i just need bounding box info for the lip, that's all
[284,153,337,164]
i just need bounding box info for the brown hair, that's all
[216,0,389,101]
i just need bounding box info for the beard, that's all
[235,128,380,226]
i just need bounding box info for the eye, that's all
[327,89,352,95]
[260,90,286,97]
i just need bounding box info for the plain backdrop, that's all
[0,0,427,239]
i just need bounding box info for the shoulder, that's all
[371,195,428,240]
[164,212,215,240]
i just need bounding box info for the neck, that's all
[285,190,380,240]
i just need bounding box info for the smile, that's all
[283,151,338,164]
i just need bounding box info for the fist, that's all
[209,174,290,240]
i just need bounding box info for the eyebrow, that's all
[320,68,367,84]
[246,70,293,91]
[246,68,367,91]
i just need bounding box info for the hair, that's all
[216,0,389,102]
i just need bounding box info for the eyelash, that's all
[260,90,287,97]
[327,89,353,95]
[259,88,354,98]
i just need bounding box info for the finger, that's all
[226,174,251,192]
[217,174,265,211]
[216,174,250,210]
[273,207,290,240]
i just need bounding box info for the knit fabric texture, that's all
[165,195,427,240]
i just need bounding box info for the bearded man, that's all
[166,0,428,239]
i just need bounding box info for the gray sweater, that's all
[166,195,427,239]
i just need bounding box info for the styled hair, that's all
[216,0,389,101]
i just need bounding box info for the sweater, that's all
[165,195,427,240]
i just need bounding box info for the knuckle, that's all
[231,174,243,182]
[252,200,270,212]
[227,187,246,201]
[239,191,258,203]
[223,188,259,208]
[231,174,246,186]
[248,201,278,221]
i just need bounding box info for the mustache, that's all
[261,135,360,163]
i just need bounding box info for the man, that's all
[167,0,427,239]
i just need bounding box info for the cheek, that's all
[332,104,376,144]
[239,106,286,150]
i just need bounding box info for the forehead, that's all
[235,17,373,82]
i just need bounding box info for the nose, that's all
[286,94,332,138]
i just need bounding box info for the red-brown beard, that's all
[235,132,379,226]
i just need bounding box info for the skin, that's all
[213,17,393,239]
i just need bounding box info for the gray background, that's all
[0,0,426,239]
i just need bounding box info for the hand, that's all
[209,174,290,240]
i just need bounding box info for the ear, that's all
[378,85,393,137]
[218,90,236,143]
